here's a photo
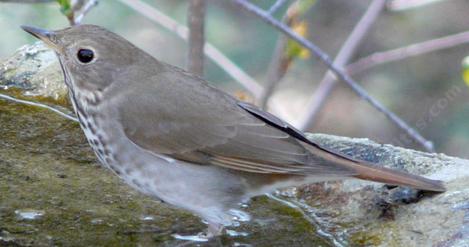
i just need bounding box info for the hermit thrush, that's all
[22,25,444,237]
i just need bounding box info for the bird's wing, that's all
[114,66,355,176]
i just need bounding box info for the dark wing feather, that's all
[115,65,355,176]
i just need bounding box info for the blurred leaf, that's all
[463,56,469,87]
[282,0,316,61]
[285,21,310,59]
[295,0,317,16]
[286,0,317,19]
[56,0,72,16]
[234,90,254,103]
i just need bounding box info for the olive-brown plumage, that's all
[22,24,445,238]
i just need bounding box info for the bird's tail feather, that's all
[305,144,446,192]
[346,160,445,192]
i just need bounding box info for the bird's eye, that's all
[77,48,94,63]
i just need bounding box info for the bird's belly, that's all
[74,113,231,207]
[96,136,247,225]
[74,107,248,226]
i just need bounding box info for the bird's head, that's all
[22,25,142,92]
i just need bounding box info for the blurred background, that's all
[0,0,468,158]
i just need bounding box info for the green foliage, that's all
[56,0,72,16]
[463,56,469,86]
[285,21,310,59]
[296,0,317,16]
[283,0,318,60]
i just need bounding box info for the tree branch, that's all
[0,0,54,2]
[116,0,263,99]
[0,0,97,25]
[260,34,289,109]
[187,0,206,76]
[72,0,98,25]
[386,0,446,11]
[298,0,386,130]
[268,0,289,15]
[233,0,434,152]
[347,30,469,75]
[260,0,309,109]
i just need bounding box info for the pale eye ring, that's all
[77,48,94,64]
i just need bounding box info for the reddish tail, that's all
[306,144,446,192]
[348,161,445,192]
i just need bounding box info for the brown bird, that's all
[22,24,445,238]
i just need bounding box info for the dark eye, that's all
[77,49,94,63]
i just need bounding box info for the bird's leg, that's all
[202,222,224,239]
[383,186,425,204]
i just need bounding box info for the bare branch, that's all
[0,92,78,122]
[233,0,434,151]
[73,0,98,25]
[0,0,97,25]
[347,30,469,75]
[298,0,386,130]
[187,0,206,76]
[260,0,305,109]
[116,0,263,99]
[63,0,98,25]
[260,35,289,109]
[387,0,447,11]
[268,0,289,15]
[0,0,54,2]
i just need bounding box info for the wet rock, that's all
[0,42,67,101]
[296,134,469,246]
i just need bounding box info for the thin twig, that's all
[73,0,98,25]
[298,0,386,131]
[0,0,97,25]
[260,0,301,109]
[260,34,289,109]
[386,0,447,11]
[233,0,434,151]
[116,0,263,99]
[0,92,78,122]
[347,30,469,75]
[64,0,98,25]
[0,0,54,2]
[187,0,206,76]
[268,0,289,15]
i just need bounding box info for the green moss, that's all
[349,231,383,246]
[348,222,405,247]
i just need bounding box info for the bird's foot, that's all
[205,222,225,238]
[383,186,423,204]
[172,223,224,242]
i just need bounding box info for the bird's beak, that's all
[21,25,61,53]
